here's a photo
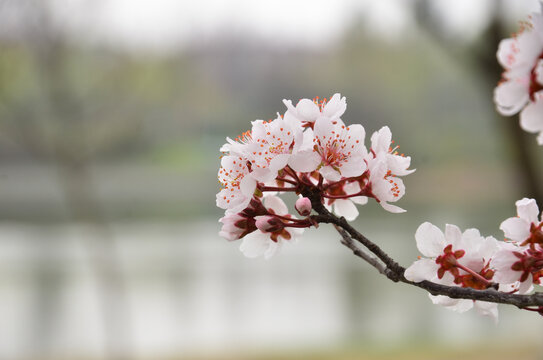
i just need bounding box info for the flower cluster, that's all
[215,4,543,322]
[217,94,414,258]
[494,7,543,145]
[405,198,543,322]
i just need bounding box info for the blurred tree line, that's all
[0,0,540,224]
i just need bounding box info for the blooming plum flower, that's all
[365,153,406,213]
[218,197,268,241]
[216,155,256,213]
[405,222,501,321]
[500,198,543,248]
[520,94,543,145]
[494,8,543,144]
[218,93,414,260]
[283,93,346,129]
[221,116,306,183]
[324,181,368,221]
[369,126,415,176]
[306,117,368,182]
[244,116,304,182]
[494,198,543,287]
[240,195,304,259]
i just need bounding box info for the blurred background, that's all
[0,0,542,359]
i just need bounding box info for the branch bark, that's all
[309,203,543,309]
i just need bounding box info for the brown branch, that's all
[334,224,388,276]
[309,201,543,309]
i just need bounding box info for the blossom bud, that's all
[295,197,312,216]
[255,215,284,232]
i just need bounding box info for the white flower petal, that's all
[371,126,392,154]
[297,98,320,121]
[239,175,257,196]
[500,217,531,243]
[445,224,462,246]
[536,60,543,85]
[333,199,359,221]
[474,301,499,324]
[288,150,321,173]
[415,222,446,258]
[264,241,280,260]
[448,299,474,313]
[520,99,543,133]
[240,232,270,258]
[339,155,366,178]
[379,202,406,213]
[429,295,459,307]
[493,247,522,284]
[351,196,368,205]
[264,195,288,215]
[404,259,439,282]
[497,38,517,68]
[387,155,415,176]
[494,81,529,116]
[313,116,334,139]
[320,165,341,181]
[268,153,290,172]
[515,197,540,223]
[323,93,346,119]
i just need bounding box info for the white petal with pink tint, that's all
[240,232,279,259]
[445,224,463,247]
[322,93,346,119]
[263,195,288,215]
[296,99,320,122]
[319,165,340,181]
[333,199,359,221]
[404,258,439,282]
[313,118,367,181]
[288,150,321,173]
[494,81,529,116]
[497,38,518,68]
[520,97,543,143]
[516,197,540,223]
[415,222,446,258]
[500,217,531,243]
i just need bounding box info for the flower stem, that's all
[455,263,492,286]
[322,191,364,200]
[275,177,298,186]
[260,186,297,192]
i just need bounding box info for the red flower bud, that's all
[295,197,312,216]
[255,216,284,232]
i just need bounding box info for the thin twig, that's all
[307,198,543,308]
[333,224,387,276]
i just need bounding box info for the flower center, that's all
[528,51,543,101]
[312,96,329,112]
[435,244,465,279]
[522,222,543,249]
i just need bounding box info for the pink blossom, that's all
[369,126,415,176]
[240,195,304,259]
[306,117,368,182]
[244,117,304,182]
[283,93,346,129]
[216,155,256,213]
[405,222,501,322]
[324,181,368,221]
[365,153,406,213]
[494,8,543,144]
[494,198,543,287]
[295,197,312,216]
